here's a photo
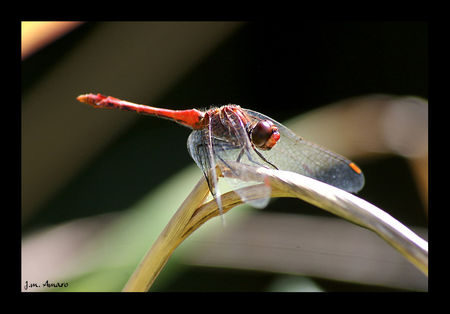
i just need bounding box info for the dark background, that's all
[22,21,428,291]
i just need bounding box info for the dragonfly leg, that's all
[217,154,241,178]
[253,149,279,170]
[242,145,279,170]
[236,147,275,169]
[236,148,245,163]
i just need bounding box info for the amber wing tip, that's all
[348,162,362,175]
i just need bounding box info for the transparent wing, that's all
[244,109,365,193]
[211,137,271,209]
[187,113,272,209]
[215,109,272,208]
[187,128,224,215]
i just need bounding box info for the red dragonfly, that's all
[77,93,364,214]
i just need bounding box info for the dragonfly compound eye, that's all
[251,120,280,150]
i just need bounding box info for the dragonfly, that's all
[77,93,364,216]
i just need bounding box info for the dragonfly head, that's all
[250,119,280,150]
